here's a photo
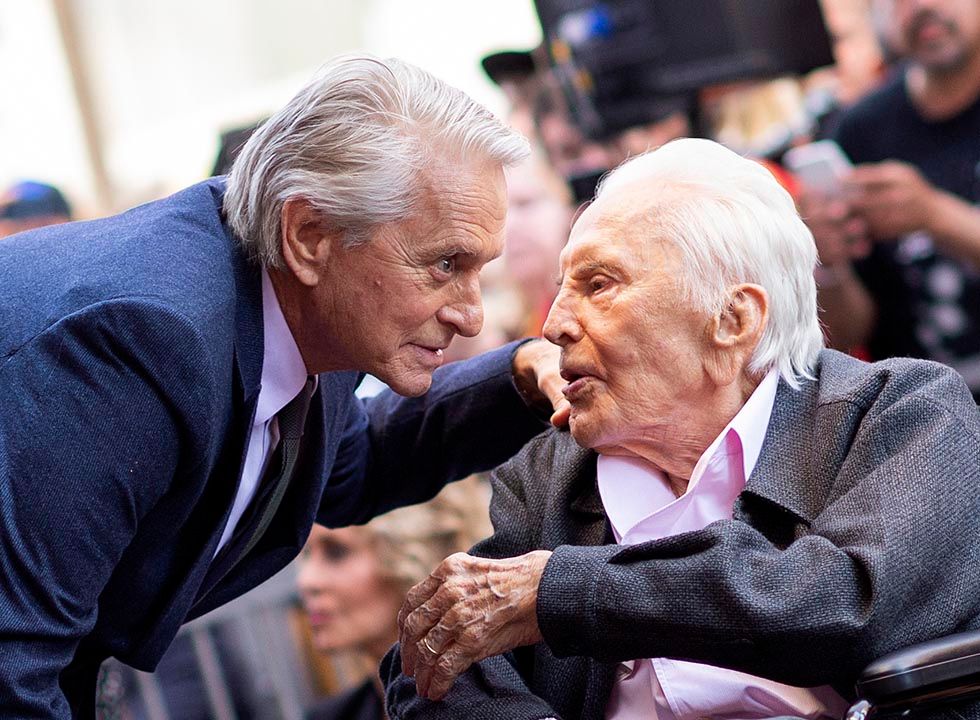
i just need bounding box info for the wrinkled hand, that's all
[797,189,870,268]
[512,339,569,427]
[398,550,552,700]
[847,161,940,240]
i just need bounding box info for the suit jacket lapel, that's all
[545,439,619,718]
[562,444,612,546]
[740,374,823,527]
[192,215,265,605]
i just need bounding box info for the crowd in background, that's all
[2,0,977,717]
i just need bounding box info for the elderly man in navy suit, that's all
[0,55,564,719]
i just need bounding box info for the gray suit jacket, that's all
[384,350,980,720]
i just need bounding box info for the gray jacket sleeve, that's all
[382,431,561,720]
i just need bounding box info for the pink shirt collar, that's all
[596,369,846,720]
[597,369,779,543]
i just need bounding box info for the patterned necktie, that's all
[229,376,316,569]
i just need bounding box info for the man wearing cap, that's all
[0,180,72,238]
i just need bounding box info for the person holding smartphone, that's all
[800,0,980,402]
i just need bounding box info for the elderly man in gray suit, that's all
[383,138,980,720]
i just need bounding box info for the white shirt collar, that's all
[256,269,309,425]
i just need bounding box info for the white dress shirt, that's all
[214,269,309,554]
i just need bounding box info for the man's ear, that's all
[704,283,769,385]
[280,197,341,287]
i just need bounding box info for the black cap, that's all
[480,49,536,86]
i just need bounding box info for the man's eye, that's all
[589,275,610,292]
[436,257,455,274]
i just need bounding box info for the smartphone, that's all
[783,140,853,196]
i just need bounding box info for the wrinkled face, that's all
[884,0,980,71]
[503,161,572,291]
[316,160,507,396]
[296,525,401,655]
[543,187,713,453]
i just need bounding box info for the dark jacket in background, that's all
[308,680,383,720]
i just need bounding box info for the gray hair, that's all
[224,55,530,267]
[596,138,823,387]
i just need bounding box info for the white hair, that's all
[596,138,823,387]
[224,54,530,267]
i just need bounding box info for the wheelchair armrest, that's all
[855,629,980,713]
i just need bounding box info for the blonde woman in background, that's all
[297,478,491,720]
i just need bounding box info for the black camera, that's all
[533,0,835,141]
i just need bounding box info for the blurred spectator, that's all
[0,180,72,238]
[803,0,980,400]
[703,78,813,159]
[703,2,888,161]
[502,152,574,336]
[532,75,693,195]
[481,48,539,136]
[211,121,265,176]
[297,479,490,720]
[820,0,890,106]
[787,0,893,143]
[483,43,696,202]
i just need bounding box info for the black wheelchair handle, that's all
[856,628,980,708]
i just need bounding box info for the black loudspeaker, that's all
[534,0,835,139]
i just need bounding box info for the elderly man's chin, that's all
[567,406,607,449]
[379,369,436,397]
[375,349,445,397]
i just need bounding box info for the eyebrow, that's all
[575,260,619,276]
[557,259,620,286]
[426,241,494,264]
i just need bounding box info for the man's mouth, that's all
[560,366,598,400]
[304,608,336,626]
[910,12,953,45]
[560,368,584,383]
[409,343,447,366]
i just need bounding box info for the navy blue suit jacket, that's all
[0,179,544,718]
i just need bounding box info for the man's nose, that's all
[296,561,320,595]
[438,275,484,338]
[542,294,577,346]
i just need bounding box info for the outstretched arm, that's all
[320,339,560,525]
